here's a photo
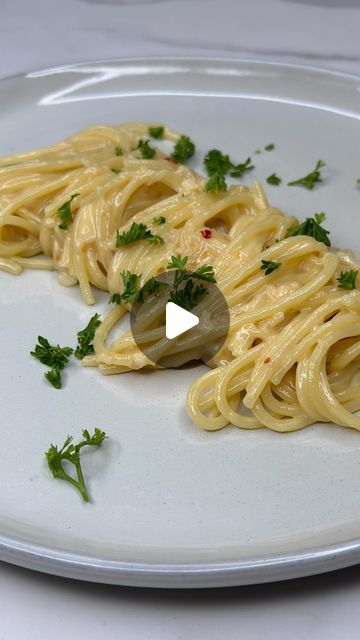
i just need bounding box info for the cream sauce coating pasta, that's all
[1,123,360,433]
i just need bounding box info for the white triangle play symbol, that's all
[165,302,199,340]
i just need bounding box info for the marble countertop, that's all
[1,0,360,638]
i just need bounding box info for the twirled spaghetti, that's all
[1,123,360,433]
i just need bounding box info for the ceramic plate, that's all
[1,58,360,588]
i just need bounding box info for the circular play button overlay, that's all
[130,262,230,368]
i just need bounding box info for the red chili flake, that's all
[163,156,179,165]
[201,229,212,239]
[264,357,271,364]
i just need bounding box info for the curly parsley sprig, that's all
[46,428,107,502]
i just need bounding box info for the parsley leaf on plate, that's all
[204,149,232,177]
[266,173,281,185]
[46,428,107,502]
[31,337,73,389]
[229,157,254,178]
[171,135,195,164]
[288,160,326,190]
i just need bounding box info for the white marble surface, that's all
[1,0,360,638]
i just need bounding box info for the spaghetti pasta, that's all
[1,122,360,433]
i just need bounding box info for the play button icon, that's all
[129,266,230,369]
[165,302,199,340]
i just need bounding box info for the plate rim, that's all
[2,55,360,587]
[2,53,360,85]
[1,529,360,587]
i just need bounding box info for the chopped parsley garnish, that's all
[111,168,121,175]
[337,270,358,290]
[31,337,73,389]
[108,256,216,312]
[136,277,167,304]
[137,139,156,159]
[265,144,275,151]
[204,149,232,177]
[171,135,195,164]
[166,254,216,311]
[260,259,281,275]
[229,157,254,178]
[116,222,164,247]
[254,149,261,154]
[119,271,141,304]
[46,428,107,502]
[187,264,216,283]
[357,179,360,186]
[267,173,281,185]
[204,173,227,193]
[148,126,164,139]
[58,193,79,230]
[288,212,331,246]
[169,280,208,311]
[44,368,62,389]
[74,314,101,360]
[167,254,188,273]
[203,148,253,182]
[109,293,122,305]
[288,160,326,190]
[109,273,167,306]
[153,215,166,225]
[114,146,123,156]
[167,255,215,285]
